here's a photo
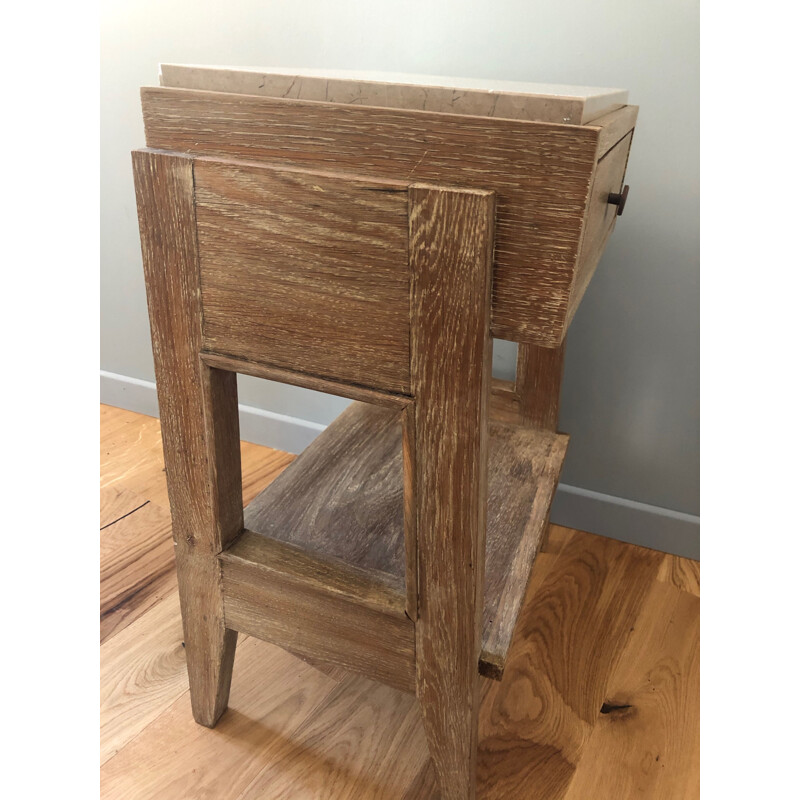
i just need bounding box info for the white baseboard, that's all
[101,370,699,559]
[100,370,160,417]
[549,484,699,560]
[100,370,325,453]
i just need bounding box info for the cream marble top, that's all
[159,64,628,125]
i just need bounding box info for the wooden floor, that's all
[100,404,699,800]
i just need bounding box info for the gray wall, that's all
[101,0,699,556]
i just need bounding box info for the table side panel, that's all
[193,158,412,393]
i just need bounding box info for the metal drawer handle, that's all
[607,184,630,216]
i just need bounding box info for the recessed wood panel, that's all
[193,159,412,392]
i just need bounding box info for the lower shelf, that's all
[233,400,568,681]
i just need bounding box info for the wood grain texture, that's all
[204,348,510,418]
[99,407,290,644]
[100,405,293,511]
[133,149,243,727]
[409,184,495,799]
[100,485,176,643]
[101,635,340,800]
[237,675,429,799]
[194,158,412,392]
[402,404,418,619]
[489,378,524,426]
[515,341,567,431]
[99,442,291,645]
[221,539,416,694]
[240,445,295,505]
[100,483,152,530]
[201,351,412,409]
[242,399,567,679]
[480,424,568,679]
[100,406,699,800]
[567,131,634,327]
[142,87,601,346]
[590,104,639,158]
[243,401,407,580]
[657,553,700,597]
[223,530,406,613]
[100,589,187,764]
[100,404,171,510]
[478,533,664,799]
[561,579,700,800]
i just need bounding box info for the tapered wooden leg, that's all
[515,340,566,430]
[133,150,244,727]
[176,551,239,727]
[409,185,495,798]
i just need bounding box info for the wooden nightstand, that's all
[133,66,636,799]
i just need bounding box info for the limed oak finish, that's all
[195,160,412,393]
[132,68,638,799]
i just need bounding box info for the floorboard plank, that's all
[239,676,429,799]
[241,444,295,506]
[100,637,339,799]
[101,484,152,529]
[100,589,188,764]
[100,486,176,643]
[477,533,664,799]
[562,577,700,800]
[100,404,296,512]
[657,553,700,597]
[100,405,171,511]
[99,405,295,643]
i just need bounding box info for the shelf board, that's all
[240,401,567,680]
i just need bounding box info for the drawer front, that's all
[567,131,634,327]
